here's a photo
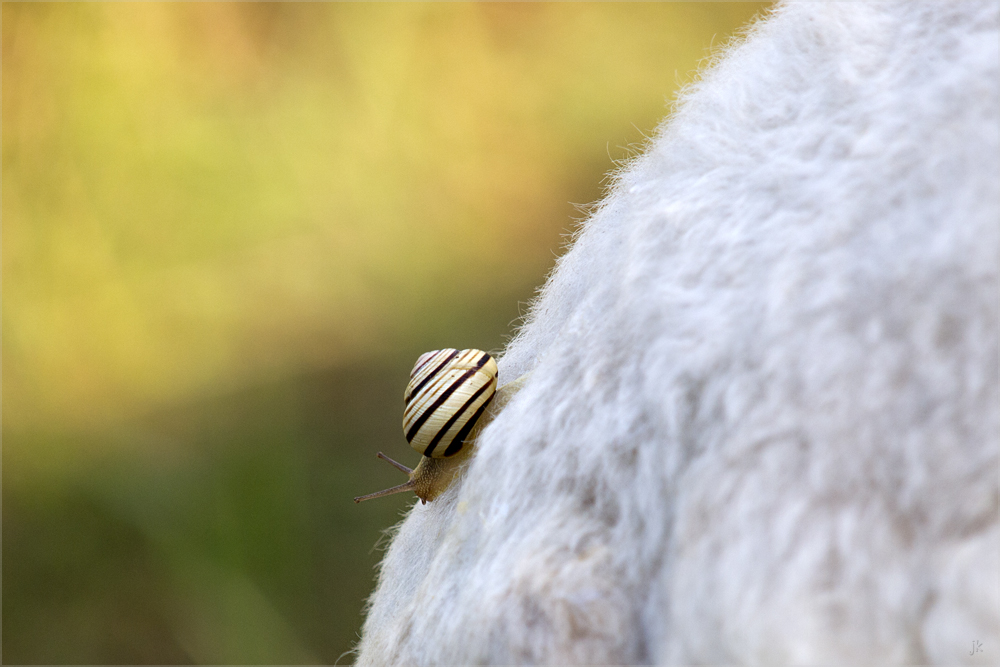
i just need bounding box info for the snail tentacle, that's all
[375,451,413,475]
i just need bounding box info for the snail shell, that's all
[403,349,499,458]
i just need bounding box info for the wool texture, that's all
[355,1,999,664]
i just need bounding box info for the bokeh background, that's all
[3,3,768,663]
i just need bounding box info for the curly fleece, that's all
[356,2,999,664]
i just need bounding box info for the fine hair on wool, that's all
[355,1,999,664]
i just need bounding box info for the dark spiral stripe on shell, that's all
[406,349,459,406]
[442,392,495,457]
[423,375,495,457]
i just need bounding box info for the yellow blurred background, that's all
[3,3,768,663]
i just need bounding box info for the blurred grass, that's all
[3,3,769,663]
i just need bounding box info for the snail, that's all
[354,348,522,505]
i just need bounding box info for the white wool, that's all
[356,2,999,664]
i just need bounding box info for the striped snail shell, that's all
[354,348,499,505]
[403,348,499,459]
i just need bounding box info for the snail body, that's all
[354,348,501,504]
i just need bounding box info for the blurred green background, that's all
[3,3,767,663]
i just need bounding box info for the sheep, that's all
[356,1,999,664]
